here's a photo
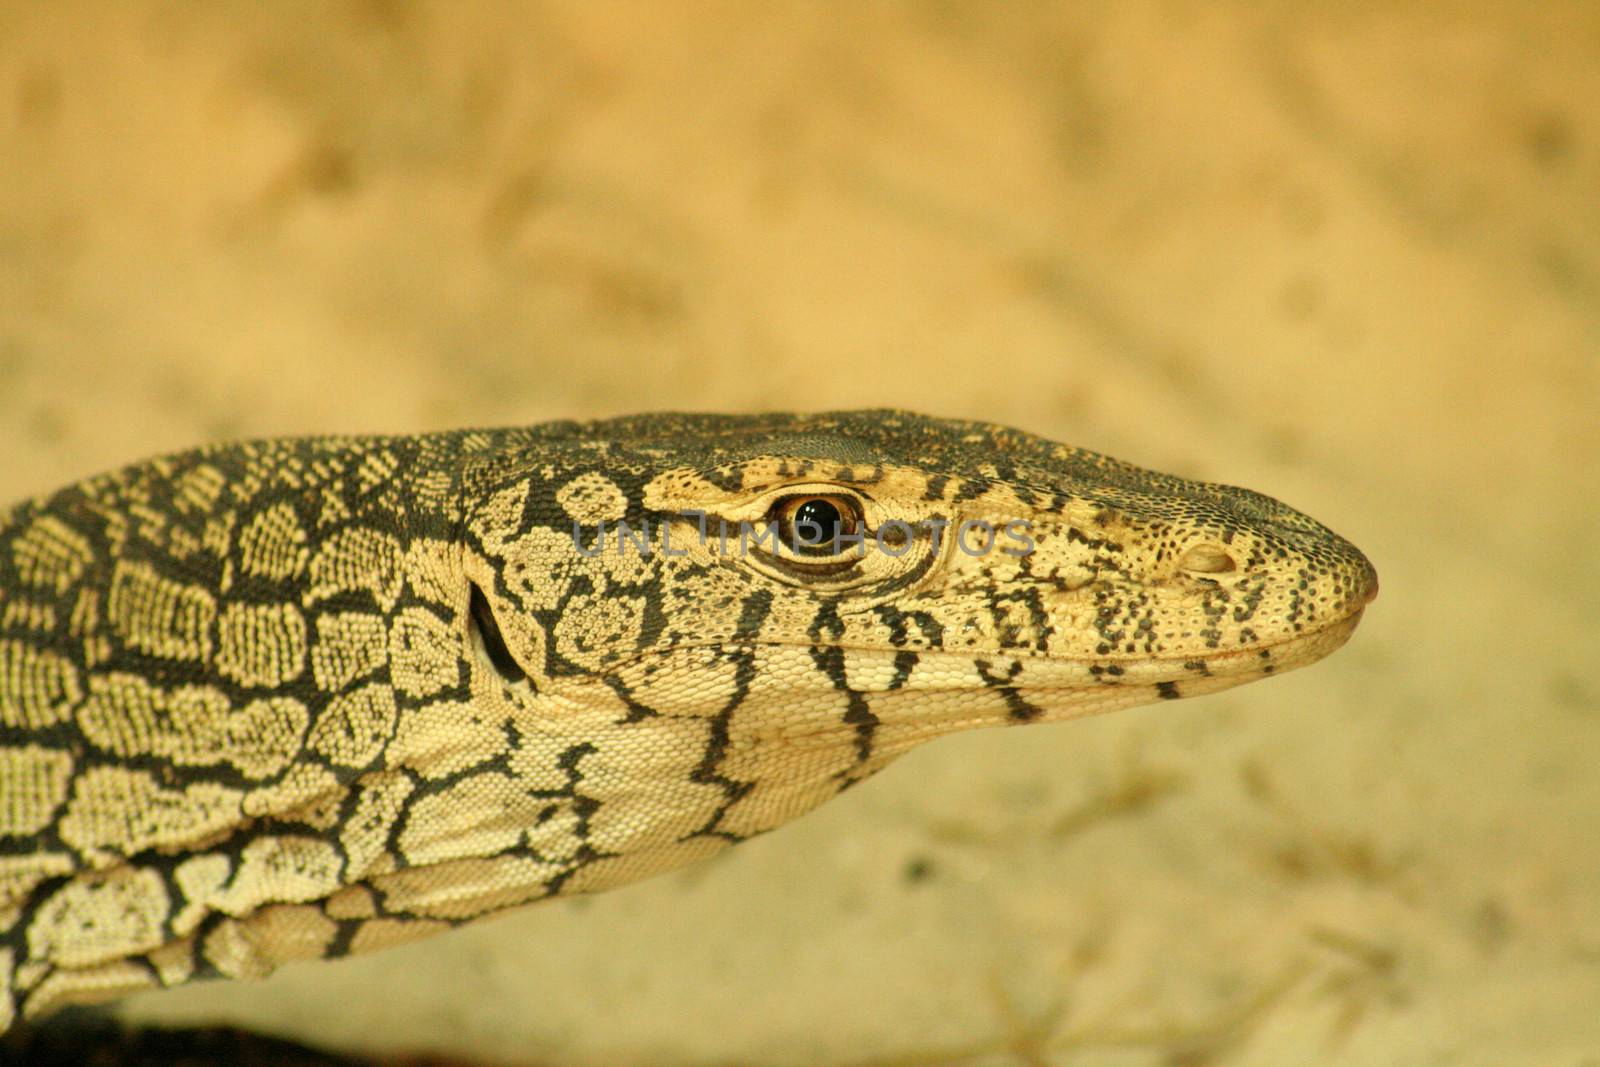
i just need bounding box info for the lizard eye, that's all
[769,494,862,557]
[742,487,930,593]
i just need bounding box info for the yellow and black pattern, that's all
[0,411,1377,1027]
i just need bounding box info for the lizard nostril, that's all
[1178,543,1237,574]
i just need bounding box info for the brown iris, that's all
[769,494,862,556]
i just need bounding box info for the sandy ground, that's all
[1,3,1597,1064]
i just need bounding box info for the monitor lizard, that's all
[0,410,1377,1028]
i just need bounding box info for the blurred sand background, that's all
[1,3,1597,1065]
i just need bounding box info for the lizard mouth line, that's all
[595,607,1367,678]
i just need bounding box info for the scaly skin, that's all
[0,410,1376,1027]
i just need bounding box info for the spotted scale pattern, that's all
[0,411,1376,1027]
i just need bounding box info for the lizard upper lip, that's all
[649,608,1369,675]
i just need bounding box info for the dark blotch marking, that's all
[732,588,774,641]
[974,658,1042,722]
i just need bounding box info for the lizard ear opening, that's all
[468,583,526,684]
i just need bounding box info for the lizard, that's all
[0,410,1377,1029]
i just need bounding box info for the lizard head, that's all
[449,410,1376,892]
[0,410,1379,1012]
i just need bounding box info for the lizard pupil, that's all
[790,497,843,546]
